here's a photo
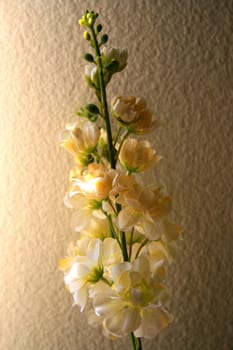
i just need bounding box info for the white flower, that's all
[60,120,100,166]
[91,256,171,338]
[64,192,103,232]
[116,186,172,240]
[119,138,161,173]
[71,163,117,200]
[62,237,122,311]
[133,305,171,339]
[102,47,128,72]
[84,64,99,88]
[111,95,159,134]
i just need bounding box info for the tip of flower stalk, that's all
[79,10,99,28]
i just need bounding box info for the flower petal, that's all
[117,207,140,231]
[104,306,141,337]
[134,305,171,339]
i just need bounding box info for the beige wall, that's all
[0,1,233,349]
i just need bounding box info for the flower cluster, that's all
[60,10,183,350]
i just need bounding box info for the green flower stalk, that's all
[59,9,183,350]
[80,10,116,169]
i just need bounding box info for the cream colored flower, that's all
[92,256,171,338]
[60,120,100,166]
[133,305,171,339]
[81,217,112,240]
[111,96,158,134]
[71,163,117,200]
[73,121,100,151]
[145,239,177,266]
[64,192,104,232]
[102,47,128,72]
[116,185,172,240]
[110,173,142,206]
[62,237,122,311]
[119,138,161,173]
[84,64,99,88]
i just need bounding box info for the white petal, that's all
[93,294,122,317]
[104,306,141,337]
[86,239,101,263]
[73,284,88,312]
[117,207,140,231]
[83,121,100,148]
[143,217,165,240]
[134,305,171,339]
[64,193,87,209]
[101,238,122,266]
[70,209,91,232]
[111,262,131,281]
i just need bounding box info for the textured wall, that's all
[0,0,233,349]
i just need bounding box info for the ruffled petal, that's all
[134,305,171,339]
[117,207,140,231]
[104,306,141,337]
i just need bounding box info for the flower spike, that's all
[60,10,183,350]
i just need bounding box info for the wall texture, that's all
[0,1,233,349]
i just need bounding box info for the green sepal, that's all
[78,152,94,166]
[105,60,119,73]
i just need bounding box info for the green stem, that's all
[137,337,142,350]
[128,227,134,261]
[130,333,137,350]
[135,239,148,259]
[130,333,142,350]
[100,276,113,286]
[120,231,129,261]
[104,212,121,246]
[90,26,115,169]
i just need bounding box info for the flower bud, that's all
[101,34,108,45]
[83,31,91,41]
[96,24,102,33]
[84,65,99,89]
[84,53,94,63]
[79,18,85,26]
[85,104,100,115]
[88,18,94,26]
